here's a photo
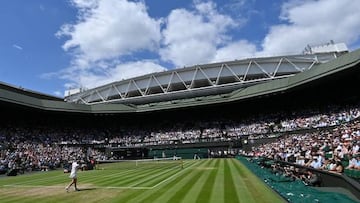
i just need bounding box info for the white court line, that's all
[150,160,203,189]
[2,160,204,191]
[3,184,152,190]
[129,167,179,187]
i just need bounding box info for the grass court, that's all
[0,158,285,203]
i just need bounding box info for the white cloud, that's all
[54,0,360,92]
[53,91,62,97]
[55,0,164,89]
[57,0,161,63]
[60,61,165,89]
[39,4,45,11]
[160,1,238,67]
[12,44,23,50]
[259,0,360,55]
[160,0,360,66]
[70,0,98,9]
[110,61,166,82]
[212,40,257,62]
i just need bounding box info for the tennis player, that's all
[65,159,80,192]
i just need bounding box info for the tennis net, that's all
[96,157,183,170]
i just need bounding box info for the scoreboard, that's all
[107,147,149,159]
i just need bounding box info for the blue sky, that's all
[1,0,360,97]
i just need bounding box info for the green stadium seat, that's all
[348,169,356,178]
[325,153,332,159]
[344,168,351,176]
[354,170,360,179]
[342,160,349,168]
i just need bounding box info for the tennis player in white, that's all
[65,159,80,192]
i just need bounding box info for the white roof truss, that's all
[64,52,342,105]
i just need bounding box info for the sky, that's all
[1,0,360,98]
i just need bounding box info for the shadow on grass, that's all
[76,188,97,191]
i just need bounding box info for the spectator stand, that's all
[237,156,360,203]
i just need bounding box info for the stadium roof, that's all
[0,81,62,101]
[64,44,348,105]
[1,45,359,114]
[64,43,349,105]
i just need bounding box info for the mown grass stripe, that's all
[60,170,131,185]
[121,160,204,203]
[209,159,225,203]
[224,159,239,203]
[82,168,150,186]
[79,169,141,187]
[16,195,48,203]
[0,190,55,203]
[230,158,256,202]
[92,168,140,178]
[166,160,212,203]
[0,159,286,203]
[195,159,220,203]
[15,177,64,186]
[3,184,151,189]
[126,164,184,186]
[85,161,184,187]
[103,169,161,187]
[233,158,268,203]
[130,168,182,187]
[232,159,285,203]
[0,193,23,203]
[139,169,184,187]
[180,159,217,203]
[0,170,60,183]
[229,158,255,203]
[145,160,208,203]
[96,165,183,187]
[5,173,65,186]
[150,160,203,189]
[1,195,26,203]
[85,169,151,186]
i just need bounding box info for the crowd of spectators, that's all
[1,103,360,175]
[248,113,360,178]
[254,159,322,187]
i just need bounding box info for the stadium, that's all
[1,42,360,202]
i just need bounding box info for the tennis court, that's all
[0,158,285,203]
